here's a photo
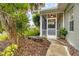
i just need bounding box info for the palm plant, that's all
[59,28,68,39]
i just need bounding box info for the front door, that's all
[47,18,57,39]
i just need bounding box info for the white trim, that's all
[40,15,42,36]
[63,12,65,28]
[56,13,57,39]
[47,17,48,38]
[47,15,57,39]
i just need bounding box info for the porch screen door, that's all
[47,18,56,38]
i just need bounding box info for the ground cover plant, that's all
[0,32,8,41]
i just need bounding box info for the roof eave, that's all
[40,3,68,14]
[58,3,68,12]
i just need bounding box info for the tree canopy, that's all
[0,3,40,44]
[0,4,30,35]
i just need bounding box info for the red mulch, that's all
[57,38,79,56]
[14,37,50,56]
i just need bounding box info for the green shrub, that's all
[0,31,8,41]
[15,11,28,35]
[0,44,18,56]
[24,27,40,36]
[59,28,68,39]
[32,13,40,27]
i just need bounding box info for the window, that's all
[69,7,74,31]
[70,20,74,31]
[48,19,55,28]
[48,24,55,28]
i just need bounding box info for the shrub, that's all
[24,27,40,36]
[32,13,40,27]
[0,31,8,41]
[0,44,18,56]
[59,28,68,39]
[14,11,28,36]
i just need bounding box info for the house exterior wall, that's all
[64,4,79,50]
[57,16,63,36]
[57,16,63,30]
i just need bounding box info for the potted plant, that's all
[59,28,68,39]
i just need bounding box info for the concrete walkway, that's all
[46,40,70,56]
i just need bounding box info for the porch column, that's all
[47,17,48,37]
[56,13,57,39]
[63,12,65,28]
[40,14,42,36]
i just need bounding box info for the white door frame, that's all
[47,16,57,39]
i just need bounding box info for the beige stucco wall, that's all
[64,4,79,50]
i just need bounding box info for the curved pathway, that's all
[46,40,70,56]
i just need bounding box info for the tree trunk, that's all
[0,11,17,44]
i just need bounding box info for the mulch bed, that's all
[0,40,11,52]
[2,37,79,56]
[57,38,79,56]
[14,37,50,56]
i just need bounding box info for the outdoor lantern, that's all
[51,14,53,17]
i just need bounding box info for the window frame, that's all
[69,20,74,31]
[69,7,74,32]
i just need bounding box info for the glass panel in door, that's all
[48,19,56,36]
